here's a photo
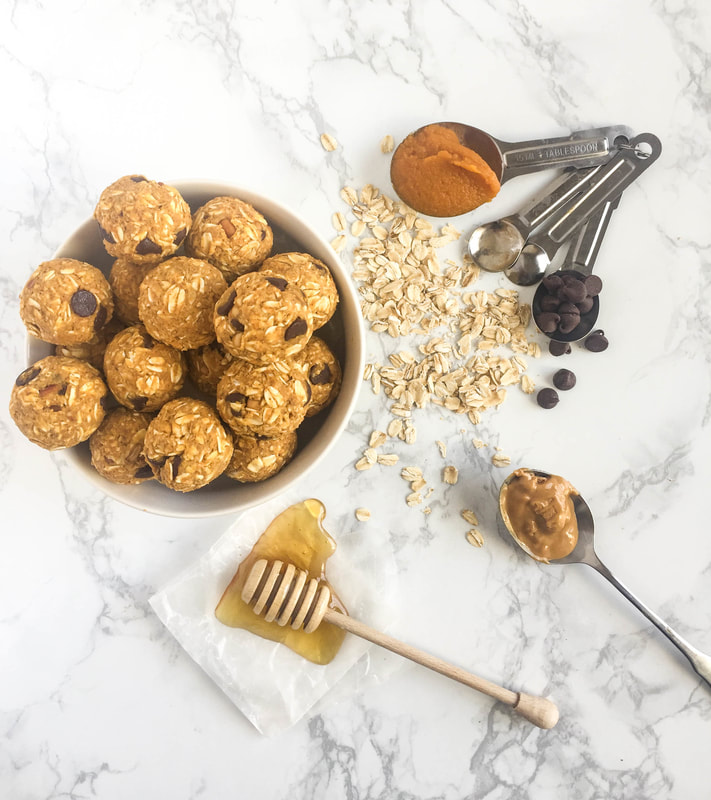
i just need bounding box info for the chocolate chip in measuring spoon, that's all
[584,275,603,296]
[70,289,97,317]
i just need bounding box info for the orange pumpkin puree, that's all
[390,124,501,217]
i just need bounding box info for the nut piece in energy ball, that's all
[225,432,297,483]
[216,358,310,438]
[185,196,273,283]
[214,272,313,363]
[90,408,154,485]
[94,175,191,265]
[9,356,108,450]
[186,341,235,395]
[298,336,342,417]
[143,398,234,492]
[54,317,124,372]
[103,324,185,412]
[259,252,339,329]
[109,259,157,325]
[20,258,114,346]
[138,256,227,350]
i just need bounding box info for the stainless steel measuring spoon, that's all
[468,166,599,273]
[504,132,662,286]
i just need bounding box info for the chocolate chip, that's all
[48,404,63,412]
[284,317,307,340]
[134,464,154,479]
[536,312,560,334]
[225,391,247,405]
[584,330,609,352]
[219,218,236,238]
[549,340,571,356]
[540,295,561,312]
[577,296,594,314]
[304,381,312,405]
[584,275,603,297]
[140,332,154,349]
[93,304,108,331]
[553,368,576,391]
[135,236,162,255]
[174,228,187,245]
[558,313,581,334]
[131,396,148,411]
[170,454,182,480]
[266,276,288,291]
[15,366,41,386]
[216,289,236,316]
[260,229,267,240]
[536,388,559,409]
[70,289,98,317]
[542,275,564,293]
[57,384,68,395]
[561,279,587,304]
[130,175,148,182]
[100,394,110,410]
[99,224,116,244]
[148,456,167,469]
[230,318,245,332]
[309,364,332,385]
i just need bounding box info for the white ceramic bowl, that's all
[27,180,364,518]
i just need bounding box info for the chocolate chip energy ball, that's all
[54,317,124,372]
[94,175,191,265]
[9,356,108,450]
[103,325,185,412]
[109,259,156,325]
[89,408,154,485]
[213,272,313,364]
[186,341,235,395]
[225,432,297,483]
[216,358,310,438]
[185,196,273,283]
[143,398,233,492]
[298,336,342,417]
[138,256,227,351]
[259,252,339,330]
[20,258,114,345]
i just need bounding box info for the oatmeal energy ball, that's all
[94,175,192,265]
[214,272,313,364]
[226,432,297,483]
[54,317,124,372]
[216,358,310,438]
[299,336,342,417]
[143,398,233,492]
[103,325,185,412]
[259,252,339,329]
[138,256,227,350]
[109,259,156,325]
[185,196,273,283]
[20,258,114,346]
[186,341,235,395]
[10,356,108,450]
[90,408,154,485]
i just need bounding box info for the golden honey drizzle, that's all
[214,499,347,665]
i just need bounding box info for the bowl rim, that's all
[33,178,365,518]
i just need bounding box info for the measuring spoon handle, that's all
[513,167,598,233]
[565,194,621,276]
[498,125,635,180]
[589,554,711,689]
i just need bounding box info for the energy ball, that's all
[185,196,273,283]
[20,258,114,345]
[138,256,227,350]
[216,358,310,438]
[298,336,342,417]
[225,432,297,483]
[109,259,156,325]
[143,398,233,492]
[89,408,154,485]
[259,252,339,329]
[103,324,185,412]
[94,175,191,265]
[213,272,313,364]
[54,317,124,372]
[9,356,108,450]
[186,341,235,395]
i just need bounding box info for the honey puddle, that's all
[215,499,347,665]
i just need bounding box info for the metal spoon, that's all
[499,469,711,689]
[504,133,661,286]
[468,167,598,273]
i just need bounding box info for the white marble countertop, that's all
[2,1,710,797]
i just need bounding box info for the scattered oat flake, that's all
[355,508,371,522]
[423,506,432,515]
[380,134,394,153]
[355,457,372,471]
[369,430,387,448]
[466,529,485,548]
[332,211,346,232]
[377,453,399,466]
[330,235,346,253]
[436,440,447,458]
[492,453,511,468]
[443,466,459,485]
[462,509,479,526]
[401,466,422,482]
[406,492,422,506]
[320,133,338,151]
[472,439,487,449]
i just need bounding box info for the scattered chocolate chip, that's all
[553,368,577,391]
[309,364,332,385]
[225,391,247,405]
[219,218,236,238]
[536,312,560,334]
[584,330,609,352]
[216,289,236,316]
[130,175,148,182]
[285,318,308,341]
[266,276,288,291]
[170,454,182,480]
[93,304,108,331]
[174,228,187,245]
[136,236,162,256]
[131,396,148,411]
[230,318,245,332]
[70,289,98,317]
[99,224,116,244]
[537,388,559,409]
[584,275,603,296]
[134,464,154,479]
[15,366,41,386]
[549,340,571,356]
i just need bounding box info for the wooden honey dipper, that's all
[241,558,559,729]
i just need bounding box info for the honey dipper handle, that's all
[323,610,559,729]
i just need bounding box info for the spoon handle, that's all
[589,555,711,688]
[563,193,621,276]
[513,167,598,232]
